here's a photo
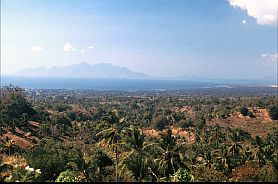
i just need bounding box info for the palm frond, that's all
[96,128,114,137]
[142,143,161,152]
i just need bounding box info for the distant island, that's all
[8,62,277,85]
[13,62,153,79]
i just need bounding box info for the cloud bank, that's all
[228,0,278,26]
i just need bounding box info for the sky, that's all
[1,0,277,79]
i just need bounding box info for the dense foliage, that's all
[269,105,278,120]
[0,86,277,182]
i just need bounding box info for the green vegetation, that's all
[0,86,277,182]
[240,107,249,116]
[0,86,37,128]
[152,115,168,131]
[269,105,278,120]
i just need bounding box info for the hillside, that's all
[0,87,277,182]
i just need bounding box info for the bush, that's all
[180,120,193,130]
[50,113,72,135]
[269,106,278,120]
[152,115,168,131]
[170,168,194,182]
[0,86,37,127]
[91,150,114,181]
[196,117,206,130]
[240,107,249,116]
[26,139,69,181]
[217,107,230,119]
[55,170,80,182]
[66,111,77,121]
[53,104,71,112]
[4,165,42,182]
[248,111,255,118]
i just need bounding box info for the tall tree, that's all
[119,127,150,181]
[154,129,189,180]
[96,110,126,182]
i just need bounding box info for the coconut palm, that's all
[119,127,152,181]
[92,150,114,181]
[227,129,244,158]
[224,129,248,172]
[211,147,232,175]
[66,149,95,182]
[208,125,226,147]
[154,128,189,180]
[194,149,217,172]
[250,135,273,166]
[96,110,126,182]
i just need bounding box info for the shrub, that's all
[50,113,72,135]
[0,86,37,127]
[240,107,249,116]
[170,168,194,182]
[269,105,278,120]
[26,139,69,181]
[247,111,255,118]
[180,120,193,130]
[4,165,42,182]
[152,115,168,131]
[55,170,80,182]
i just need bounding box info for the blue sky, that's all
[1,0,277,79]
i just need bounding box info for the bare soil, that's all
[209,108,277,137]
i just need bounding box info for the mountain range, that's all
[11,62,277,84]
[13,62,152,79]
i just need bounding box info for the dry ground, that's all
[143,127,195,143]
[208,108,277,137]
[0,121,40,149]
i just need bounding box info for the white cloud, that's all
[228,0,278,26]
[242,20,246,24]
[63,43,76,52]
[81,49,85,53]
[262,53,278,62]
[30,45,43,52]
[88,46,95,49]
[261,53,269,58]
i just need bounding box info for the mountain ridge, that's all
[10,62,277,84]
[13,62,153,79]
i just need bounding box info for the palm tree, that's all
[154,128,189,180]
[96,110,126,182]
[208,125,225,147]
[227,129,244,158]
[119,127,151,181]
[93,150,114,181]
[225,129,247,171]
[212,148,232,175]
[250,136,269,166]
[194,149,216,172]
[67,149,95,182]
[263,135,276,164]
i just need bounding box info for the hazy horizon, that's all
[1,0,277,80]
[2,61,277,82]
